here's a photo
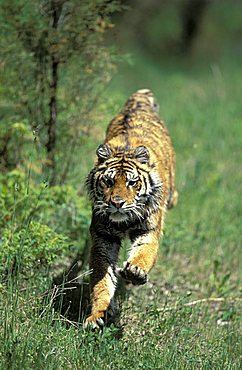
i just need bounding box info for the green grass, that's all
[1,7,242,369]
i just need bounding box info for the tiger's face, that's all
[97,167,143,222]
[88,144,162,223]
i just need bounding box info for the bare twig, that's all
[20,270,92,302]
[184,297,242,307]
[53,314,80,328]
[159,297,242,313]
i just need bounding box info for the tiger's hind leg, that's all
[167,189,178,209]
[167,156,178,209]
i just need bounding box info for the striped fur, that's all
[85,89,178,329]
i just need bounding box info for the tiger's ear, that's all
[96,144,112,161]
[134,146,149,164]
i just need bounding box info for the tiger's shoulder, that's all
[106,89,170,151]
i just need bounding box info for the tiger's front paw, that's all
[84,313,104,330]
[118,261,148,285]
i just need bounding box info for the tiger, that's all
[85,89,178,329]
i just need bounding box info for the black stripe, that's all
[141,172,149,193]
[108,270,117,285]
[148,173,157,192]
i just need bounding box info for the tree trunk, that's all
[180,0,209,53]
[46,57,59,185]
[45,0,63,185]
[0,132,12,171]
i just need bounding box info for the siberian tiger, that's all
[85,89,178,329]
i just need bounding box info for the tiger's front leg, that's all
[84,226,121,329]
[119,213,163,285]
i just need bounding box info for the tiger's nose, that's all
[111,196,125,209]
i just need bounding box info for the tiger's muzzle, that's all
[110,195,125,209]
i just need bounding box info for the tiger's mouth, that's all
[93,200,145,223]
[109,211,129,222]
[108,205,129,222]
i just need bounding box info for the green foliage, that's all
[0,169,90,232]
[0,0,122,183]
[0,169,91,277]
[0,221,69,274]
[0,120,33,171]
[0,0,121,112]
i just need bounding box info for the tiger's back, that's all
[105,89,176,209]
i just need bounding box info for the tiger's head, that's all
[87,144,162,223]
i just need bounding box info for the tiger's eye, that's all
[128,179,137,187]
[103,176,114,187]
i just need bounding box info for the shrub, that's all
[0,221,69,275]
[0,169,91,277]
